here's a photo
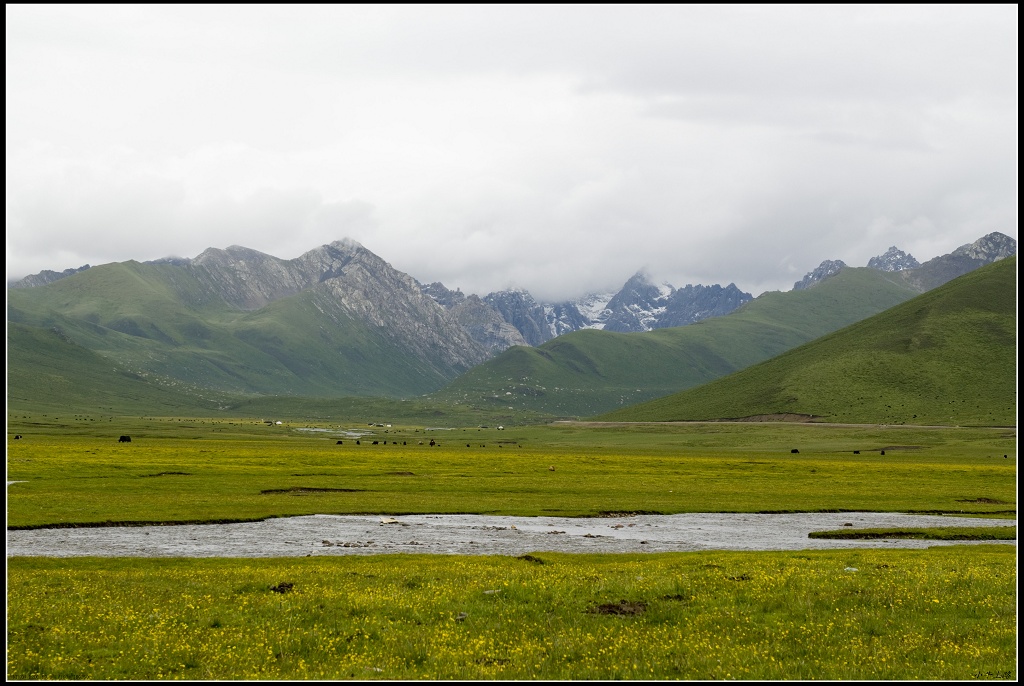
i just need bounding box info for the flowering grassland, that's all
[6,547,1016,680]
[6,421,1016,528]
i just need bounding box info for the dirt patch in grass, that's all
[260,487,364,495]
[728,414,820,422]
[956,497,1009,504]
[588,600,647,616]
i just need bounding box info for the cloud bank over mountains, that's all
[6,5,1017,300]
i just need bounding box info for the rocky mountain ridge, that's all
[10,263,92,288]
[10,232,1017,360]
[868,246,920,272]
[7,231,1016,411]
[792,232,1015,291]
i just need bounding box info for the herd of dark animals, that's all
[6,434,1009,459]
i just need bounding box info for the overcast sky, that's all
[6,5,1018,300]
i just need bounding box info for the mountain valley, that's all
[6,231,1016,422]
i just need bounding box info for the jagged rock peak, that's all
[146,256,192,267]
[867,247,920,272]
[302,238,367,261]
[447,294,529,354]
[328,237,365,250]
[8,264,91,289]
[660,283,753,327]
[601,271,674,333]
[483,289,549,346]
[793,259,847,291]
[612,271,674,305]
[420,281,467,309]
[192,244,279,267]
[950,232,1016,261]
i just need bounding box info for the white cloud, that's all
[6,5,1017,299]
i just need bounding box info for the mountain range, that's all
[6,231,1016,419]
[600,254,1017,426]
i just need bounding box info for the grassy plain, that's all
[6,416,1017,680]
[7,547,1016,680]
[6,417,1017,528]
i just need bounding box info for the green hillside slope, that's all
[7,261,465,402]
[6,318,546,423]
[6,322,233,416]
[434,268,920,417]
[599,257,1017,426]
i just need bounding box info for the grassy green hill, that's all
[9,254,1012,424]
[5,322,235,416]
[598,257,1017,426]
[7,261,470,406]
[433,267,921,417]
[6,320,552,424]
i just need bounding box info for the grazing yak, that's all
[118,435,132,443]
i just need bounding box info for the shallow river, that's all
[6,512,1015,558]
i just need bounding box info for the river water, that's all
[6,512,1015,558]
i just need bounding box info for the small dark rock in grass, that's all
[588,600,647,616]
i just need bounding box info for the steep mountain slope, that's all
[599,256,1017,426]
[6,322,233,415]
[6,320,545,423]
[8,232,1015,419]
[892,231,1017,292]
[481,290,550,346]
[433,267,922,417]
[7,241,489,401]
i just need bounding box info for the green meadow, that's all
[6,418,1016,528]
[6,416,1018,680]
[7,548,1016,680]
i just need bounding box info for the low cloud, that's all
[6,6,1017,300]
